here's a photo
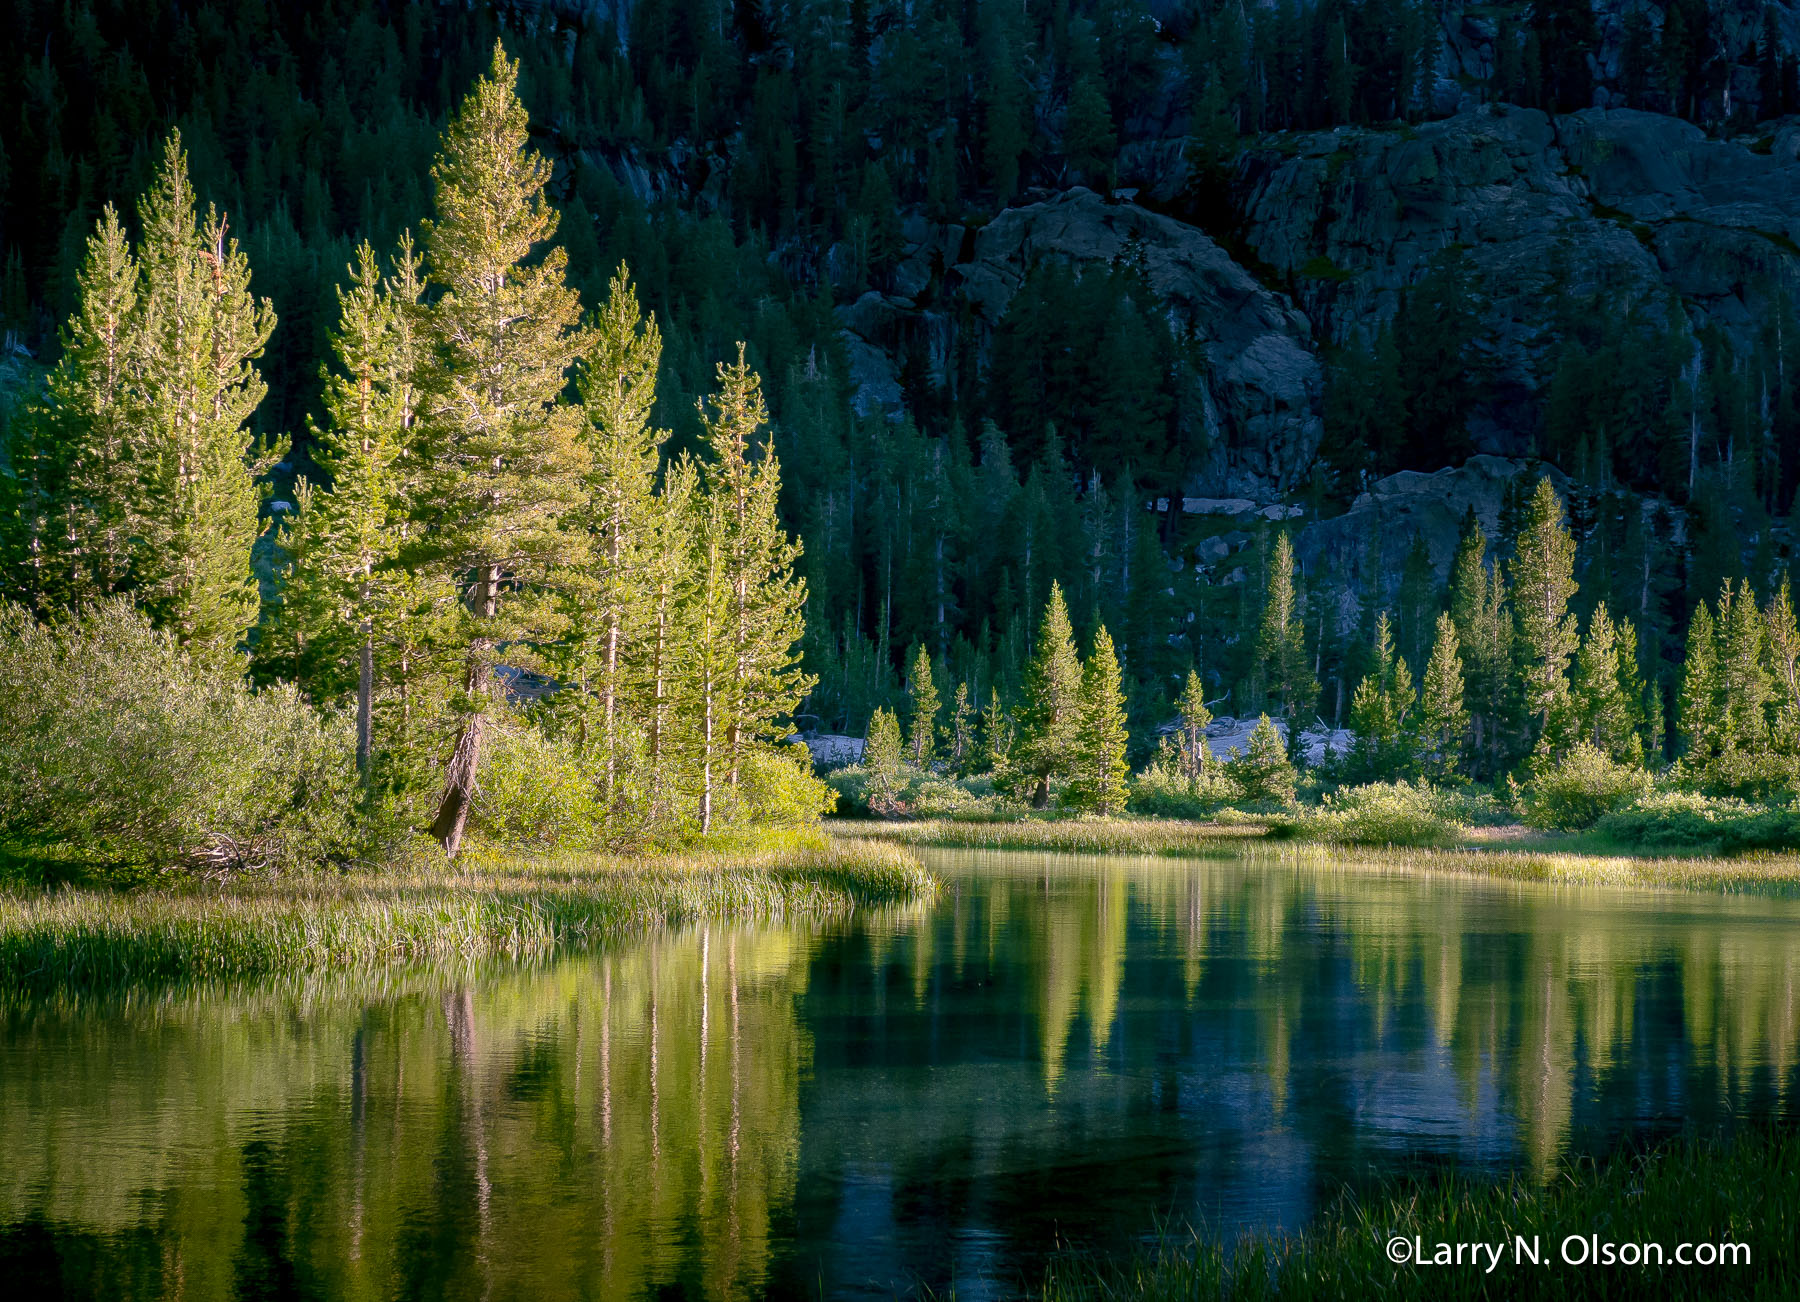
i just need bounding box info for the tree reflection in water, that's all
[3,849,1798,1299]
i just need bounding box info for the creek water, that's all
[4,846,1798,1299]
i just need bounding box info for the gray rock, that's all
[803,734,865,770]
[1293,455,1570,604]
[1193,536,1231,565]
[861,188,1324,495]
[1181,497,1257,517]
[1201,714,1349,766]
[1236,107,1800,456]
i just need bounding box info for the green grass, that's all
[840,817,1800,894]
[0,830,935,996]
[842,816,1269,857]
[1362,839,1800,895]
[1037,1128,1798,1300]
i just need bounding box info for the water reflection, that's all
[2,848,1798,1300]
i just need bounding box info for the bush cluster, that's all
[1595,790,1800,854]
[0,600,358,876]
[825,764,1025,820]
[1520,742,1653,830]
[1291,781,1469,848]
[1128,757,1243,818]
[472,729,838,851]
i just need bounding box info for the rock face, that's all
[1293,455,1569,595]
[1200,715,1352,766]
[1236,106,1800,454]
[838,188,1326,495]
[1430,1,1800,121]
[803,734,865,770]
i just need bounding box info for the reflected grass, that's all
[0,830,934,996]
[1039,1128,1799,1300]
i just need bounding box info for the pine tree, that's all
[1175,667,1214,780]
[15,206,140,607]
[270,237,427,774]
[1645,678,1667,766]
[684,479,736,834]
[1258,531,1317,722]
[1229,714,1297,803]
[1395,532,1439,671]
[131,132,281,660]
[1613,615,1649,752]
[1416,612,1468,781]
[864,705,904,812]
[416,46,593,856]
[947,682,975,773]
[1572,603,1639,763]
[1065,75,1117,184]
[1448,515,1514,778]
[1766,577,1800,779]
[1509,476,1579,760]
[906,641,940,766]
[699,345,815,795]
[1015,580,1083,807]
[1348,612,1415,780]
[1715,579,1774,775]
[1679,600,1720,769]
[643,456,700,821]
[1069,624,1130,814]
[979,687,1015,778]
[566,265,664,798]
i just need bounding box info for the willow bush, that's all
[0,599,357,876]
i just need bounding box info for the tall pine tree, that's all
[132,131,281,661]
[416,45,592,855]
[1509,476,1579,763]
[1016,581,1083,807]
[1069,624,1130,814]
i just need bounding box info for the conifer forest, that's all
[6,3,1800,1301]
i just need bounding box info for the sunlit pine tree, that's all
[415,45,592,855]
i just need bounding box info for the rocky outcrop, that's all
[1236,106,1800,454]
[838,188,1326,495]
[1199,715,1353,765]
[1292,455,1568,596]
[803,734,865,769]
[1430,1,1800,121]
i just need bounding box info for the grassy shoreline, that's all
[839,817,1800,894]
[0,831,934,996]
[1038,1127,1798,1301]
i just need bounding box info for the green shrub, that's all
[729,745,839,828]
[469,722,604,850]
[1128,754,1243,818]
[1294,780,1465,848]
[0,599,357,875]
[1521,743,1652,830]
[825,764,1022,820]
[1596,789,1800,854]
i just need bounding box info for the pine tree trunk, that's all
[602,524,622,802]
[432,567,499,857]
[429,705,486,858]
[1032,774,1050,809]
[357,624,374,775]
[701,670,716,835]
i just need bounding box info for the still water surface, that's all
[4,847,1799,1299]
